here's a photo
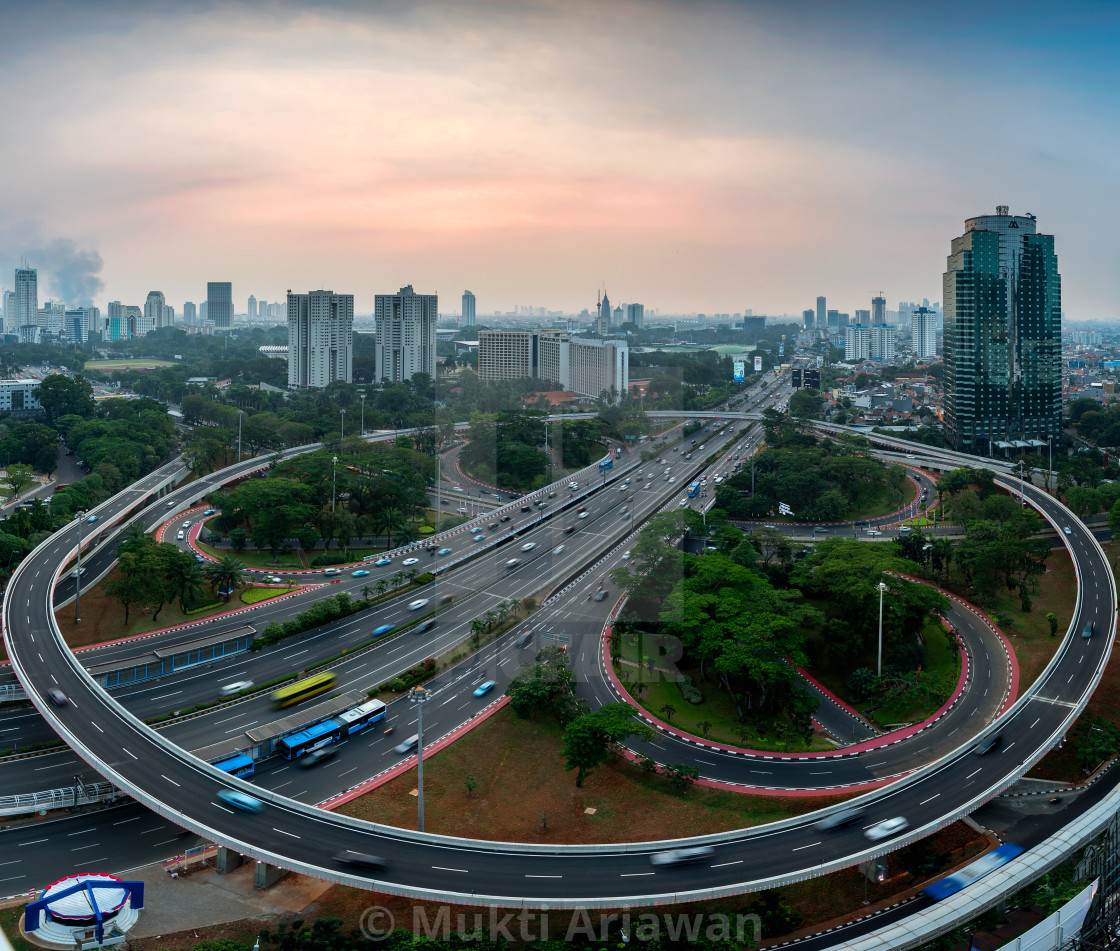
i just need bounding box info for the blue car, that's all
[375,557,391,566]
[438,548,452,556]
[216,789,264,813]
[352,569,370,577]
[373,624,395,636]
[473,680,496,697]
[194,554,206,563]
[86,514,98,522]
[472,534,485,543]
[203,509,216,516]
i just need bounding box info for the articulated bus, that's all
[269,672,338,709]
[687,481,702,498]
[599,458,613,472]
[922,843,1025,901]
[277,699,388,760]
[212,754,255,778]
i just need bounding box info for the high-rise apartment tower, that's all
[462,290,476,327]
[287,290,354,388]
[374,285,437,383]
[207,282,233,329]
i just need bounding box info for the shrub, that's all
[310,551,350,567]
[415,572,435,585]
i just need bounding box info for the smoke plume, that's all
[25,238,105,307]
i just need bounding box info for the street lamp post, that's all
[237,410,243,461]
[340,408,346,444]
[436,454,442,532]
[1018,459,1025,506]
[876,581,889,677]
[331,456,338,512]
[360,394,366,437]
[74,512,86,623]
[408,686,432,831]
[1048,435,1054,495]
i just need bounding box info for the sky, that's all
[1,0,1119,319]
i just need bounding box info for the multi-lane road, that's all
[1,387,1114,909]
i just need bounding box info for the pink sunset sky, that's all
[2,0,1119,318]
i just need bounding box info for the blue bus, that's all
[922,843,1025,901]
[276,699,388,760]
[599,458,613,472]
[687,481,701,498]
[212,754,255,778]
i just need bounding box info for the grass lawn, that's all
[195,538,309,569]
[239,584,298,604]
[850,476,918,521]
[83,358,179,370]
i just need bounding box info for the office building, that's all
[872,295,886,325]
[2,290,14,335]
[40,301,65,337]
[248,295,257,321]
[626,303,644,328]
[802,309,814,328]
[569,338,628,402]
[163,304,174,326]
[207,282,233,329]
[844,325,870,361]
[943,206,1061,452]
[479,330,539,382]
[855,309,870,325]
[0,380,41,415]
[600,291,612,329]
[911,306,937,358]
[143,291,166,334]
[538,330,572,386]
[374,285,437,383]
[462,290,476,327]
[815,296,826,330]
[869,324,895,362]
[287,290,354,388]
[183,301,196,325]
[200,301,208,322]
[64,308,91,343]
[15,267,38,339]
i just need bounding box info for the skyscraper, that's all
[911,306,937,359]
[287,290,354,388]
[802,308,814,328]
[248,295,258,321]
[15,268,38,340]
[374,285,437,383]
[207,282,233,329]
[871,294,886,325]
[183,301,196,324]
[600,291,612,329]
[815,296,826,330]
[462,290,476,327]
[943,206,1061,452]
[2,290,14,335]
[625,303,644,328]
[144,291,166,333]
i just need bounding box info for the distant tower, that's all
[287,290,354,387]
[815,296,826,330]
[207,282,233,328]
[183,301,196,324]
[871,293,886,325]
[462,290,476,327]
[600,290,612,328]
[374,285,438,383]
[15,267,39,341]
[248,295,258,320]
[144,291,166,333]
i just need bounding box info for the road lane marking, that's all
[123,747,137,759]
[620,872,654,877]
[920,794,940,805]
[272,828,301,838]
[792,842,820,852]
[433,866,468,873]
[526,874,562,879]
[712,860,743,868]
[966,768,982,779]
[112,817,140,825]
[159,775,181,787]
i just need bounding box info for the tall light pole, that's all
[360,394,366,437]
[1048,434,1054,495]
[876,581,889,677]
[408,686,431,831]
[436,454,442,532]
[74,512,86,623]
[340,408,346,444]
[331,455,338,512]
[1017,459,1025,506]
[237,410,243,461]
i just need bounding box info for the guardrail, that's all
[0,781,122,817]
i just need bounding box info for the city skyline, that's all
[2,1,1119,320]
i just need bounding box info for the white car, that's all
[622,551,631,560]
[521,542,536,552]
[864,816,909,842]
[678,498,689,508]
[402,557,420,566]
[408,599,430,611]
[578,512,589,519]
[183,520,192,528]
[865,529,882,537]
[644,483,651,490]
[553,545,565,555]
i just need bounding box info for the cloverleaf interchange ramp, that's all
[1,410,1115,920]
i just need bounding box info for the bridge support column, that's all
[254,861,288,889]
[215,847,244,873]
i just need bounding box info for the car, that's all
[472,534,486,543]
[619,485,627,492]
[86,514,99,522]
[488,522,499,531]
[166,501,176,508]
[564,525,575,534]
[700,479,707,486]
[408,599,430,611]
[394,734,420,755]
[216,789,264,813]
[298,747,336,768]
[1083,622,1095,639]
[521,505,532,512]
[578,511,589,519]
[47,687,68,706]
[70,567,87,578]
[176,530,185,540]
[973,734,1002,755]
[649,846,715,867]
[437,547,452,555]
[536,501,548,508]
[678,498,689,508]
[813,807,866,832]
[864,816,909,842]
[473,680,497,697]
[203,509,216,516]
[372,624,395,636]
[352,569,370,577]
[595,590,608,601]
[898,525,912,534]
[375,557,392,566]
[334,851,387,871]
[622,551,631,560]
[644,483,651,490]
[501,515,512,522]
[620,506,628,514]
[402,557,419,566]
[569,482,579,490]
[668,477,676,483]
[865,529,881,537]
[521,542,536,552]
[553,545,565,554]
[194,554,206,562]
[457,507,468,514]
[814,526,829,533]
[1063,526,1072,535]
[516,631,533,648]
[323,568,342,576]
[452,485,464,492]
[220,680,254,696]
[414,620,435,634]
[548,491,556,498]
[439,594,454,604]
[506,558,521,569]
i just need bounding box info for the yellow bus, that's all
[270,672,338,709]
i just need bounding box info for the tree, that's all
[1046,612,1059,638]
[464,774,478,798]
[505,646,582,723]
[104,571,146,626]
[205,556,246,601]
[659,702,677,723]
[35,374,95,426]
[562,703,654,787]
[2,464,34,500]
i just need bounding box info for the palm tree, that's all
[170,557,208,612]
[508,597,522,616]
[361,584,372,600]
[405,569,419,585]
[375,578,388,598]
[204,555,245,602]
[390,571,405,589]
[660,703,676,723]
[483,609,497,632]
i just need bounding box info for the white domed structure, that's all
[24,874,142,949]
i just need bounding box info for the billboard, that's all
[754,356,763,372]
[733,360,745,383]
[779,343,785,357]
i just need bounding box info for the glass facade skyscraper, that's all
[943,206,1061,453]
